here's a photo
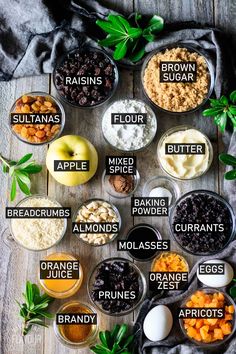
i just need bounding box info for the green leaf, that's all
[228,105,236,115]
[127,27,142,39]
[96,19,126,36]
[17,153,33,166]
[142,30,156,42]
[111,324,120,340]
[214,112,227,132]
[2,163,8,173]
[16,176,31,196]
[209,98,225,107]
[99,331,108,347]
[203,107,224,116]
[15,170,31,186]
[146,15,164,33]
[129,47,145,62]
[26,281,33,307]
[9,165,15,176]
[10,177,17,202]
[224,169,236,180]
[22,164,42,174]
[230,90,236,104]
[98,35,121,47]
[91,344,111,354]
[134,13,142,27]
[116,16,131,32]
[122,334,134,349]
[107,15,127,32]
[230,286,236,297]
[219,153,236,166]
[116,324,128,344]
[111,342,120,353]
[229,113,236,129]
[90,347,108,354]
[113,39,128,60]
[220,95,228,105]
[36,310,54,319]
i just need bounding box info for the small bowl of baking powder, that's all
[102,99,157,152]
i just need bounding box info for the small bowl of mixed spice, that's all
[53,47,118,108]
[102,169,140,198]
[88,257,147,316]
[141,44,214,114]
[9,92,65,145]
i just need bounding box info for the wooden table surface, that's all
[0,1,235,353]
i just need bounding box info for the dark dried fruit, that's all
[54,49,116,107]
[172,192,233,254]
[91,260,143,314]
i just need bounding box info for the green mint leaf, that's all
[220,95,228,105]
[129,47,145,62]
[113,39,128,60]
[116,15,131,32]
[90,347,106,354]
[10,177,17,201]
[219,153,236,166]
[26,281,33,307]
[228,105,236,115]
[203,107,224,116]
[99,331,108,347]
[214,112,227,132]
[146,15,164,34]
[16,176,31,196]
[17,153,33,166]
[224,169,236,180]
[127,27,142,39]
[32,284,40,301]
[15,170,31,186]
[22,164,42,174]
[96,19,125,36]
[230,90,236,104]
[98,35,121,47]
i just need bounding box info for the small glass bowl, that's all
[39,252,83,299]
[53,46,119,109]
[101,98,157,153]
[157,125,213,181]
[169,190,236,256]
[53,301,99,349]
[73,198,121,247]
[87,257,147,316]
[9,91,65,146]
[102,169,140,198]
[151,251,189,273]
[126,223,162,262]
[143,175,180,207]
[179,287,236,347]
[9,194,67,252]
[141,43,215,114]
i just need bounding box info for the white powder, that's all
[11,197,66,250]
[102,99,157,151]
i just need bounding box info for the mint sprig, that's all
[96,13,164,62]
[16,281,54,337]
[0,153,42,201]
[203,90,236,132]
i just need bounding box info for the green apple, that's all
[46,135,98,186]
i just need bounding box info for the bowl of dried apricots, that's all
[9,91,65,145]
[179,288,236,347]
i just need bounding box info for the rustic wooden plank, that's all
[0,75,49,354]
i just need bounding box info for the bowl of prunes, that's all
[88,257,147,316]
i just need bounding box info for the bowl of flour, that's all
[102,99,157,152]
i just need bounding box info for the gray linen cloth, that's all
[134,241,236,354]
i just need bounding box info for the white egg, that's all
[143,305,173,341]
[197,259,234,288]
